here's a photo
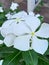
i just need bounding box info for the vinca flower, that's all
[10,2,19,11]
[13,15,49,54]
[0,11,49,54]
[1,11,27,37]
[0,7,3,12]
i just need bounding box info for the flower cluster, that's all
[0,11,49,55]
[0,2,49,56]
[0,1,49,65]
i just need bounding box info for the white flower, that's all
[0,7,3,12]
[1,11,49,54]
[10,2,19,10]
[13,15,49,54]
[0,60,3,65]
[5,13,12,19]
[1,11,27,37]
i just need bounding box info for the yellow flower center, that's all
[16,18,21,22]
[15,18,25,24]
[31,32,35,36]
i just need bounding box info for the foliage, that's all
[35,0,44,12]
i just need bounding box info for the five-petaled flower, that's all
[10,2,19,11]
[0,11,49,55]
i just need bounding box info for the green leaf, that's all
[38,54,49,65]
[38,16,44,23]
[18,61,26,65]
[22,50,38,65]
[44,48,49,55]
[0,46,19,59]
[38,58,49,65]
[34,0,44,12]
[0,34,4,40]
[2,51,22,65]
[0,12,7,26]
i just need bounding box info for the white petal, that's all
[1,20,14,37]
[36,23,49,38]
[10,2,19,10]
[14,35,30,51]
[1,28,12,37]
[0,40,3,44]
[1,28,8,37]
[2,20,14,28]
[5,13,12,19]
[32,36,48,54]
[9,22,30,35]
[4,34,16,47]
[0,60,3,65]
[25,15,41,32]
[11,11,27,19]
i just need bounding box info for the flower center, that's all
[31,32,35,36]
[15,18,25,24]
[15,18,21,23]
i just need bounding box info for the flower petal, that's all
[11,11,27,19]
[25,15,41,32]
[1,20,14,37]
[14,35,30,51]
[5,13,12,19]
[36,23,49,38]
[1,28,8,37]
[0,60,3,65]
[2,20,14,28]
[9,22,30,36]
[4,34,16,47]
[32,36,48,54]
[10,2,19,10]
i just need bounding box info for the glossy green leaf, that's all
[22,50,38,65]
[38,54,49,65]
[2,51,22,65]
[0,46,19,59]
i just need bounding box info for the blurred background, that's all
[0,0,49,23]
